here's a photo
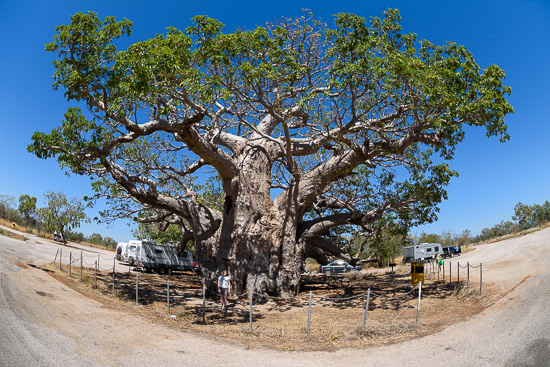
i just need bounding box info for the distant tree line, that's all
[0,192,117,249]
[342,200,550,266]
[475,200,550,242]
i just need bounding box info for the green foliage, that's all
[416,232,442,244]
[476,200,550,243]
[27,9,514,269]
[513,201,535,231]
[18,194,37,224]
[413,229,473,250]
[38,191,88,239]
[132,221,185,246]
[356,228,412,266]
[86,232,117,248]
[195,175,224,212]
[66,230,85,243]
[29,9,513,175]
[0,194,19,222]
[88,232,104,245]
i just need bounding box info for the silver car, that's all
[319,260,361,276]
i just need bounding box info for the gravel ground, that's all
[0,225,549,366]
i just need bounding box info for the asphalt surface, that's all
[0,225,549,366]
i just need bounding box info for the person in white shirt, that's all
[217,269,231,310]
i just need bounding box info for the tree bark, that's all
[191,142,307,297]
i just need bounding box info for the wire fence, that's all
[52,250,484,337]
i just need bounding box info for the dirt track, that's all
[1,225,549,366]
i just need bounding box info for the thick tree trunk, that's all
[194,144,306,297]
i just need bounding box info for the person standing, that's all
[435,252,443,272]
[217,269,231,310]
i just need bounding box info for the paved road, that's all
[0,225,132,273]
[0,234,100,366]
[0,226,549,366]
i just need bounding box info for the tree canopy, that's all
[38,191,88,241]
[18,194,37,225]
[29,9,513,295]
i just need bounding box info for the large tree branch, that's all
[101,160,223,234]
[298,196,417,243]
[85,96,240,180]
[288,105,410,156]
[303,236,353,264]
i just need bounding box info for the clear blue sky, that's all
[0,0,548,242]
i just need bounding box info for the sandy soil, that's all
[46,261,493,352]
[1,225,549,366]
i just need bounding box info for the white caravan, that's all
[122,240,141,265]
[402,243,443,263]
[116,242,128,261]
[134,241,194,274]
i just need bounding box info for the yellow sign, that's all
[411,262,424,286]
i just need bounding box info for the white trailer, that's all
[116,242,128,261]
[124,240,141,265]
[134,241,194,274]
[402,243,443,263]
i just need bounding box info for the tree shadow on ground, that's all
[89,267,460,326]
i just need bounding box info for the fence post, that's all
[69,252,72,276]
[167,276,170,315]
[442,261,445,283]
[480,263,483,295]
[307,291,313,337]
[94,261,97,289]
[449,261,452,283]
[53,248,59,264]
[202,278,206,324]
[59,248,62,270]
[112,258,115,295]
[416,281,422,325]
[467,261,470,289]
[363,288,371,329]
[249,289,253,331]
[136,273,139,304]
[457,262,460,284]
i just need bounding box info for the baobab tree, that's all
[29,9,513,295]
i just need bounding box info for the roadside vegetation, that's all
[2,192,550,261]
[0,193,116,249]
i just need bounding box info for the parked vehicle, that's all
[134,241,194,274]
[402,243,443,263]
[319,260,361,276]
[193,258,200,273]
[442,246,461,258]
[124,240,140,265]
[52,231,65,243]
[116,242,128,261]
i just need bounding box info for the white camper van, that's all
[123,240,141,265]
[402,243,443,263]
[116,242,128,261]
[134,241,194,274]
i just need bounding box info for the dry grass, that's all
[36,261,498,351]
[0,227,27,241]
[0,218,41,236]
[304,262,319,273]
